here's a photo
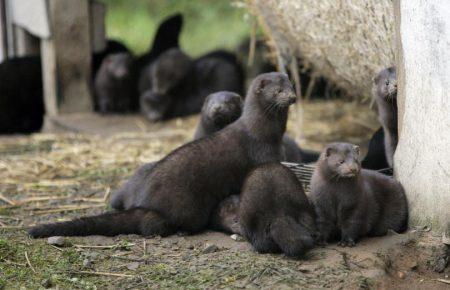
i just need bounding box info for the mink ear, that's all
[259,79,269,90]
[354,145,360,155]
[325,147,333,158]
[255,79,269,94]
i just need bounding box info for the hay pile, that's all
[247,0,395,99]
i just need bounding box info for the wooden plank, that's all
[41,37,58,117]
[394,0,450,235]
[41,0,93,116]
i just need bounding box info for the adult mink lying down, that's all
[28,72,296,238]
[310,142,408,247]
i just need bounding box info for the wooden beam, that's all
[42,0,93,118]
[394,0,450,236]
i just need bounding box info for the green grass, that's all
[101,0,251,57]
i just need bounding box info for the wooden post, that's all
[90,0,106,53]
[394,0,450,237]
[42,0,92,118]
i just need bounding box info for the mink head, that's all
[150,48,192,95]
[374,66,397,101]
[321,142,361,178]
[139,91,171,122]
[102,53,132,79]
[202,91,243,128]
[246,72,296,115]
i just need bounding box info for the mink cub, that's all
[194,91,243,139]
[240,163,317,257]
[310,142,408,247]
[374,66,398,167]
[94,53,138,113]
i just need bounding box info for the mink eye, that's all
[339,160,345,164]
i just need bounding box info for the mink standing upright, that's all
[310,142,408,247]
[29,72,297,238]
[373,66,398,167]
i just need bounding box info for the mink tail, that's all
[270,217,315,257]
[28,208,173,238]
[150,13,183,57]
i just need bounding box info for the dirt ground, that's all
[0,100,449,289]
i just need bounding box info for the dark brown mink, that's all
[239,163,317,257]
[208,194,242,235]
[374,66,397,167]
[94,53,139,113]
[194,91,244,139]
[0,56,44,134]
[310,142,408,247]
[28,72,296,238]
[139,48,244,122]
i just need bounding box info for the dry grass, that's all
[246,0,395,100]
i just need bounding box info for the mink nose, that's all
[349,165,359,174]
[287,94,297,104]
[211,104,224,115]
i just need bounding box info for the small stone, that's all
[47,236,69,247]
[41,278,53,288]
[230,234,244,242]
[186,244,194,250]
[397,271,406,279]
[202,243,219,254]
[126,262,140,271]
